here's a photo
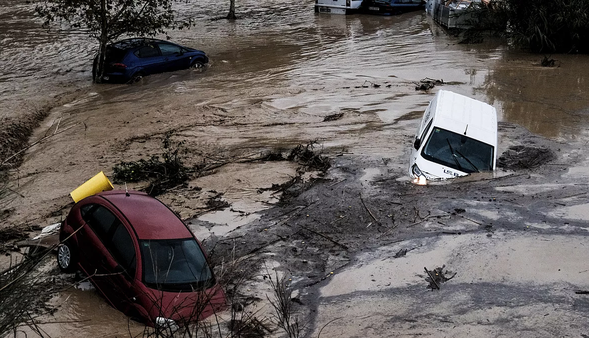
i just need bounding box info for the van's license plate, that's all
[369,6,379,10]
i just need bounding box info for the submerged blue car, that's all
[92,38,209,83]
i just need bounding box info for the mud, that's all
[2,0,589,336]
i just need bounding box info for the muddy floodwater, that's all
[3,0,589,337]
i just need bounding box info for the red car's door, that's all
[79,204,137,312]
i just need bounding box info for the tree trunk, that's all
[227,0,236,20]
[95,0,109,83]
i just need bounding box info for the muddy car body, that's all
[409,90,497,184]
[57,190,225,327]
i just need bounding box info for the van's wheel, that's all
[57,240,78,273]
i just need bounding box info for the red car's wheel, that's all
[57,240,78,273]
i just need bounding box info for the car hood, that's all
[138,284,226,325]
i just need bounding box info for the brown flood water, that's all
[3,0,589,336]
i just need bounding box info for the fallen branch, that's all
[300,225,348,250]
[424,267,440,290]
[359,194,380,226]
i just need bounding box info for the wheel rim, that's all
[57,244,71,269]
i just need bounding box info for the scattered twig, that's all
[328,178,346,187]
[359,194,380,226]
[300,225,348,250]
[424,267,440,290]
[317,317,343,338]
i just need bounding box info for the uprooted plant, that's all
[287,141,331,173]
[0,248,60,337]
[112,132,190,196]
[267,271,302,338]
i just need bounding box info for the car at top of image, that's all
[57,190,226,328]
[409,89,498,185]
[92,38,209,83]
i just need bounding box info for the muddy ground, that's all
[4,97,589,337]
[2,1,589,336]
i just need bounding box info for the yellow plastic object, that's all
[70,171,114,203]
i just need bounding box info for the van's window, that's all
[421,127,494,173]
[419,119,433,145]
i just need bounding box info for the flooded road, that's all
[3,0,589,336]
[3,0,589,139]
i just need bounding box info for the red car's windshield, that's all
[140,238,214,291]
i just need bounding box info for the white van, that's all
[315,0,363,14]
[409,90,497,184]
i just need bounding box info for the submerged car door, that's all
[133,44,166,75]
[80,204,137,311]
[157,43,191,72]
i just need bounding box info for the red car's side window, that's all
[84,205,116,241]
[109,223,136,279]
[81,204,137,280]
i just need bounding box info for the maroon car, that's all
[57,190,226,327]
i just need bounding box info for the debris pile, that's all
[424,265,456,290]
[497,145,556,170]
[415,78,444,91]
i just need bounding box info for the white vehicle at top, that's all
[409,90,497,184]
[314,0,363,14]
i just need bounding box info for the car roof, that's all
[431,90,497,147]
[97,190,192,240]
[110,38,173,50]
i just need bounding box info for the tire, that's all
[190,59,206,69]
[129,72,145,83]
[57,240,78,273]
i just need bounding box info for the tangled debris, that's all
[415,78,444,91]
[323,113,344,122]
[113,137,331,201]
[287,141,331,173]
[541,55,558,67]
[112,132,189,196]
[497,145,556,170]
[424,265,456,290]
[0,252,60,337]
[206,192,231,211]
[0,228,30,254]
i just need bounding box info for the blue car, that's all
[92,38,209,83]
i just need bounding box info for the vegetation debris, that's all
[287,141,331,173]
[498,145,556,170]
[323,113,344,122]
[112,132,189,196]
[415,78,444,91]
[424,265,456,290]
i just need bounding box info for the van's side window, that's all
[419,119,433,144]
